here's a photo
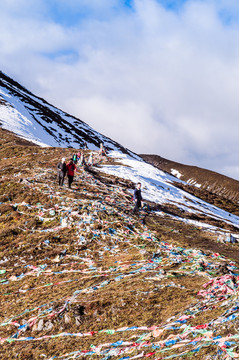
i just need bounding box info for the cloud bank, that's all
[1,0,239,179]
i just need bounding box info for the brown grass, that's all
[0,128,239,359]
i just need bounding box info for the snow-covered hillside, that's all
[101,151,239,232]
[0,71,134,156]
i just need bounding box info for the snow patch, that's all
[187,178,202,188]
[171,169,182,179]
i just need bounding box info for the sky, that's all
[1,0,239,180]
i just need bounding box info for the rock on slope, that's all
[0,129,239,359]
[0,70,135,156]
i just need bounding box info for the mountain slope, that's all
[0,71,135,156]
[2,70,239,358]
[141,154,239,213]
[1,129,239,359]
[1,68,238,215]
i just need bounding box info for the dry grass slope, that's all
[0,129,239,359]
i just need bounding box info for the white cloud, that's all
[1,0,239,179]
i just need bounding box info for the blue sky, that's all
[1,0,239,180]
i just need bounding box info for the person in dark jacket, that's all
[133,182,143,213]
[66,159,76,189]
[57,158,67,186]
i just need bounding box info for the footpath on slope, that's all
[0,130,239,359]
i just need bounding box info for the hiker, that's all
[72,153,78,164]
[57,158,67,186]
[133,182,143,214]
[99,143,107,156]
[88,152,93,166]
[79,153,86,166]
[66,159,77,189]
[83,141,88,150]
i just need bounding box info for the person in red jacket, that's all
[66,159,76,189]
